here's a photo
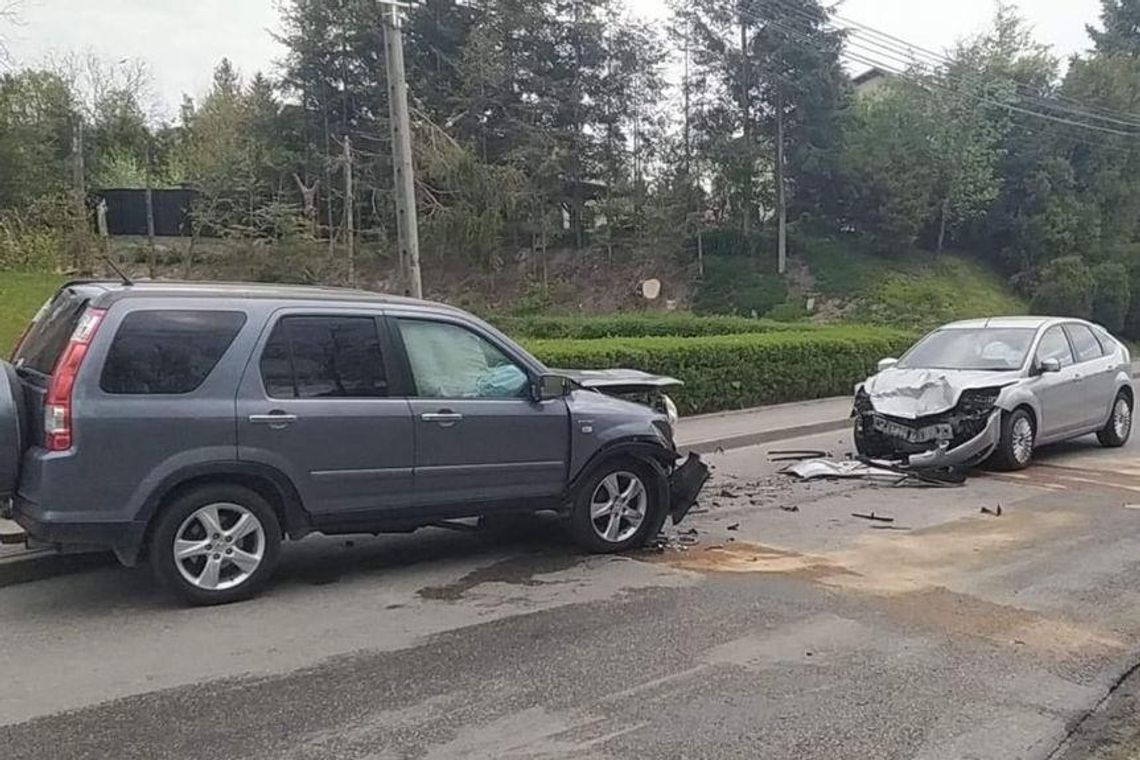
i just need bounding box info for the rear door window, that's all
[100,311,247,395]
[12,289,88,374]
[259,316,387,399]
[1065,324,1105,363]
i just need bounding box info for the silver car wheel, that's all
[174,503,266,591]
[1114,397,1133,441]
[1011,416,1034,465]
[590,472,648,544]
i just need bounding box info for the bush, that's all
[1031,256,1095,319]
[525,327,914,415]
[1092,262,1130,333]
[694,256,788,316]
[495,313,821,340]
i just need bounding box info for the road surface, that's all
[4,430,1140,759]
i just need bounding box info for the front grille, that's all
[856,402,993,457]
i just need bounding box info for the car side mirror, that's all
[533,373,571,402]
[877,358,899,372]
[1039,358,1062,374]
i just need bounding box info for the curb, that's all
[681,417,850,455]
[0,547,116,590]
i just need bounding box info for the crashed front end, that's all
[853,387,1003,468]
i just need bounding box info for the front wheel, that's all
[568,460,659,554]
[991,409,1036,471]
[1098,392,1133,448]
[151,484,282,606]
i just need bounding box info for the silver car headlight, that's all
[662,394,679,426]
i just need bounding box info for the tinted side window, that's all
[260,316,387,399]
[397,319,529,399]
[1066,324,1104,363]
[1036,327,1074,368]
[13,290,88,374]
[101,311,246,395]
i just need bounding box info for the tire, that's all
[1098,391,1134,448]
[991,408,1036,471]
[568,458,660,554]
[151,484,282,606]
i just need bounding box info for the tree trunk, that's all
[775,91,787,276]
[937,197,949,254]
[739,17,753,244]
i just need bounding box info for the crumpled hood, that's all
[864,369,1020,419]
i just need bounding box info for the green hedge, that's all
[497,313,819,340]
[525,327,914,416]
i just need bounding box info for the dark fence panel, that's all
[96,188,199,237]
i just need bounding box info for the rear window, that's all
[12,289,88,374]
[100,311,246,395]
[1065,324,1105,363]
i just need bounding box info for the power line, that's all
[736,2,1140,139]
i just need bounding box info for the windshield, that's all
[897,328,1036,371]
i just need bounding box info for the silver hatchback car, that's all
[854,317,1134,470]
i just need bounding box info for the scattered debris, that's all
[727,523,741,531]
[719,488,740,499]
[852,512,895,524]
[678,534,700,546]
[779,505,800,513]
[870,525,911,531]
[1125,504,1140,511]
[785,460,902,482]
[689,507,710,516]
[981,505,1003,517]
[681,527,699,536]
[715,446,726,455]
[769,449,830,463]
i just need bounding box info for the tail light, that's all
[44,308,106,451]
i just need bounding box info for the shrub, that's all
[694,255,788,316]
[1031,256,1095,319]
[525,327,914,415]
[1091,262,1130,333]
[495,313,821,340]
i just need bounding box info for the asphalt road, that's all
[4,430,1140,759]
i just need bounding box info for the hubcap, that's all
[590,472,648,544]
[1115,398,1133,440]
[1012,416,1034,464]
[174,503,265,591]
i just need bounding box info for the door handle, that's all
[249,412,298,429]
[422,412,463,427]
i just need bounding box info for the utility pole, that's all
[739,15,753,243]
[145,143,157,278]
[72,117,89,273]
[381,0,423,299]
[775,91,787,275]
[344,135,355,286]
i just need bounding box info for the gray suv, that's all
[0,281,708,604]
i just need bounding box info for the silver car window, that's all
[898,328,1035,371]
[1065,324,1104,363]
[1037,326,1075,368]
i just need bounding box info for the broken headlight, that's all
[958,387,1002,416]
[854,388,873,416]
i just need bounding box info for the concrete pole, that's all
[344,135,355,287]
[382,1,423,299]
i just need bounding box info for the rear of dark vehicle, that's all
[1,284,102,505]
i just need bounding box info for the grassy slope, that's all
[0,272,65,357]
[798,237,1027,331]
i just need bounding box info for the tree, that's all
[1088,0,1140,57]
[0,69,75,208]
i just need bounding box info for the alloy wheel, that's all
[1011,416,1034,465]
[174,503,266,591]
[590,472,648,544]
[1114,397,1133,441]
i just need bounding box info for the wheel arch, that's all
[134,462,310,564]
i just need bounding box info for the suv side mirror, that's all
[1039,357,1062,374]
[533,373,571,402]
[877,358,899,372]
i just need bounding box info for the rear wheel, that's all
[568,459,658,554]
[151,484,281,606]
[991,408,1035,471]
[1098,392,1133,448]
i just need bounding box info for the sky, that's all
[1,0,1107,120]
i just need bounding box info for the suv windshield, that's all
[11,288,89,375]
[898,328,1037,372]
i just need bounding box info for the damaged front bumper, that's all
[854,398,1003,469]
[669,453,710,525]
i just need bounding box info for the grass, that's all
[797,235,1028,330]
[0,271,65,357]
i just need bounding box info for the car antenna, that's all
[103,257,134,287]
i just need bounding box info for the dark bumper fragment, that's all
[669,453,710,526]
